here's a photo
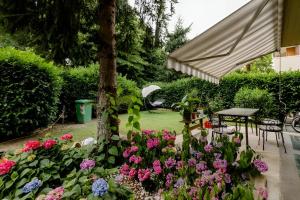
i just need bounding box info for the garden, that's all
[1,0,300,200]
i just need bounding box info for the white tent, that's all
[167,0,300,83]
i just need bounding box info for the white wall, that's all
[273,55,300,72]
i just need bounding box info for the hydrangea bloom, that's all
[45,186,64,200]
[81,137,97,146]
[174,177,185,188]
[80,159,96,170]
[92,178,109,197]
[146,138,160,149]
[257,187,268,200]
[137,168,151,182]
[165,173,173,188]
[188,187,198,198]
[120,163,130,175]
[43,139,57,149]
[129,168,136,178]
[114,174,124,183]
[22,178,42,193]
[123,148,131,158]
[153,160,162,175]
[165,157,176,168]
[22,140,41,152]
[162,130,176,141]
[188,158,197,167]
[142,129,155,135]
[253,159,268,173]
[60,133,73,140]
[196,161,207,174]
[204,144,213,153]
[176,160,184,170]
[129,155,142,164]
[130,146,139,153]
[0,159,16,175]
[213,159,227,173]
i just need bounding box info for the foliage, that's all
[165,17,191,53]
[236,54,274,73]
[0,47,62,140]
[60,64,141,120]
[173,93,200,115]
[234,87,276,119]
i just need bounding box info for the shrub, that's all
[234,87,275,118]
[0,47,62,140]
[60,64,141,120]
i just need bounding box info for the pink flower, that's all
[233,137,241,144]
[146,138,160,149]
[120,163,130,175]
[188,158,197,167]
[213,159,227,173]
[196,161,207,174]
[43,139,57,149]
[22,140,41,152]
[137,168,151,182]
[130,146,139,153]
[0,159,16,175]
[129,168,137,178]
[60,133,73,140]
[80,159,96,170]
[123,148,131,158]
[163,130,176,141]
[253,159,268,173]
[142,129,155,135]
[129,155,142,164]
[165,173,173,188]
[204,144,213,153]
[257,187,268,200]
[165,157,176,169]
[45,186,64,200]
[176,161,184,170]
[153,160,162,175]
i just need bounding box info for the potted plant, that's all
[173,94,200,122]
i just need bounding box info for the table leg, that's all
[245,116,249,148]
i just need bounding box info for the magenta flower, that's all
[253,159,268,173]
[165,173,173,188]
[137,168,151,182]
[43,139,57,150]
[129,155,142,164]
[213,159,227,173]
[165,157,176,168]
[120,163,130,175]
[196,161,207,174]
[123,148,131,158]
[204,144,213,153]
[188,158,197,167]
[128,168,136,178]
[163,131,176,141]
[80,159,96,170]
[130,146,139,153]
[142,129,155,135]
[176,160,184,170]
[146,138,160,149]
[153,160,162,175]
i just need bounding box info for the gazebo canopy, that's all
[167,0,300,83]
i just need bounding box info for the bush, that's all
[234,87,275,118]
[60,64,141,120]
[0,47,62,140]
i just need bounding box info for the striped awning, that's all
[167,0,290,83]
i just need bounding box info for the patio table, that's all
[216,108,259,148]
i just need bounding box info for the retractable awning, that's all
[167,0,300,83]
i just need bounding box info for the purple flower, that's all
[176,160,184,170]
[253,159,268,173]
[165,157,176,169]
[174,178,185,188]
[204,144,213,153]
[80,159,96,170]
[196,161,207,174]
[213,159,227,173]
[224,173,231,184]
[188,158,197,167]
[214,153,222,159]
[165,173,173,188]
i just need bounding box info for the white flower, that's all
[81,137,97,146]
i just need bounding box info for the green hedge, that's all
[0,47,62,139]
[60,64,141,120]
[151,72,300,116]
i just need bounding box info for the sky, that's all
[129,0,251,39]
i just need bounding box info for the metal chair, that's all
[258,119,286,153]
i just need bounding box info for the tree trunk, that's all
[97,0,118,142]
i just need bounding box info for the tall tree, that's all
[97,0,118,141]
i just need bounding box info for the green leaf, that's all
[108,156,115,164]
[20,168,32,178]
[29,160,38,167]
[41,173,51,182]
[111,135,120,141]
[108,146,118,156]
[10,171,19,181]
[96,153,105,162]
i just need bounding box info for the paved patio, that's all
[176,126,300,200]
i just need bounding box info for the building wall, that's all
[273,45,300,72]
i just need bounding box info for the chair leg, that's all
[262,130,265,150]
[275,132,279,147]
[266,132,268,142]
[277,132,280,140]
[280,131,287,153]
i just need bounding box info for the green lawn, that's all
[0,109,183,151]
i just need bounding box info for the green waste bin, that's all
[75,99,93,123]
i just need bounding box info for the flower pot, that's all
[183,110,192,122]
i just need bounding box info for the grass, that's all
[0,109,183,151]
